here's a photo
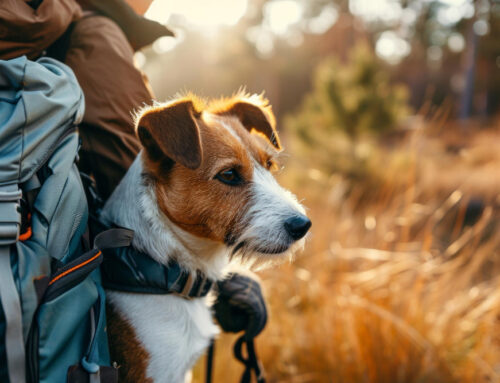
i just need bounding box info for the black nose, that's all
[284,215,311,240]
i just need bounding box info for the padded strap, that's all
[101,244,215,299]
[0,246,26,383]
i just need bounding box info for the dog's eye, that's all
[215,168,242,185]
[266,159,278,172]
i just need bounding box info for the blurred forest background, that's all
[137,0,500,382]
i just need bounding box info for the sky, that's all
[141,0,480,64]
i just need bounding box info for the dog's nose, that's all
[284,215,311,240]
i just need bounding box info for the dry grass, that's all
[193,119,500,383]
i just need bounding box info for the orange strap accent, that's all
[19,226,32,241]
[48,251,102,286]
[19,213,32,241]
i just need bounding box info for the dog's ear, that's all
[219,100,281,150]
[136,99,202,169]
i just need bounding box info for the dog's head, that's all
[135,92,310,262]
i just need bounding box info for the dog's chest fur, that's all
[101,155,226,382]
[107,292,218,383]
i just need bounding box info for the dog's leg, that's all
[106,302,153,383]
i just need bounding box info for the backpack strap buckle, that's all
[0,185,22,245]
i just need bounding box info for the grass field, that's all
[193,117,500,383]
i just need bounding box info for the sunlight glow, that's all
[246,26,275,58]
[375,31,411,65]
[349,0,403,24]
[473,19,489,36]
[134,51,146,69]
[145,0,248,29]
[437,1,474,26]
[447,33,465,53]
[264,0,303,35]
[152,35,182,54]
[307,4,338,34]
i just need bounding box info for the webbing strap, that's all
[205,339,215,383]
[0,246,26,383]
[86,307,100,383]
[234,336,266,383]
[94,228,134,250]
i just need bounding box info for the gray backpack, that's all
[0,56,126,383]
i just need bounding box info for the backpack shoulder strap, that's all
[0,184,26,383]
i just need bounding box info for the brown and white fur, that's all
[101,93,311,382]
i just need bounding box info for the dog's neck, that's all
[101,153,230,281]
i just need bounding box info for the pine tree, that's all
[287,42,411,177]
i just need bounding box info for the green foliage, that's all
[290,42,410,140]
[286,43,411,179]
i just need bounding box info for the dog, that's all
[100,92,311,382]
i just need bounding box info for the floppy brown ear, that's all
[136,99,203,169]
[220,101,281,150]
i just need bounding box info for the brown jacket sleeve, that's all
[64,15,154,199]
[0,0,81,60]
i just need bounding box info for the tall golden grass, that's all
[194,119,500,383]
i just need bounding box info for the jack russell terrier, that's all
[100,92,311,382]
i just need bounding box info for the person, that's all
[0,0,173,199]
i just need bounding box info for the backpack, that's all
[0,56,127,383]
